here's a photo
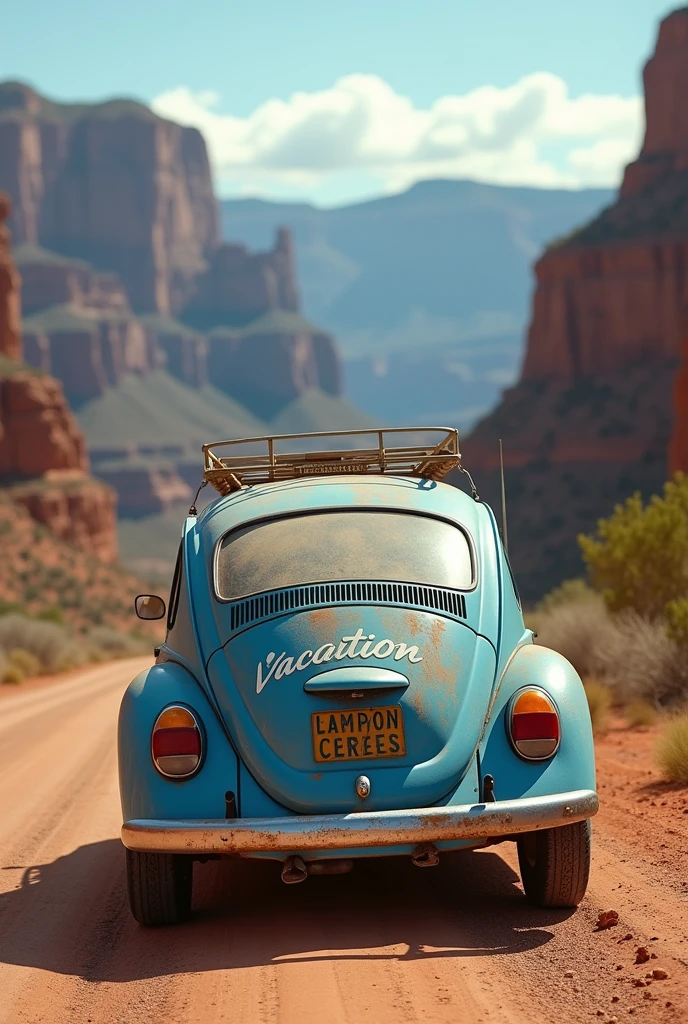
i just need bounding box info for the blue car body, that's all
[119,462,597,886]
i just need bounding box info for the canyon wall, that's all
[670,332,688,474]
[0,191,118,561]
[0,82,217,313]
[465,7,688,600]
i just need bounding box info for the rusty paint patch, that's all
[307,607,337,634]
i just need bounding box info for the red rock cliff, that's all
[0,191,118,561]
[621,8,688,197]
[0,83,218,314]
[465,7,688,600]
[670,331,688,474]
[522,7,688,384]
[0,192,21,360]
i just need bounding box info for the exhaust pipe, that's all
[411,842,440,868]
[281,855,308,884]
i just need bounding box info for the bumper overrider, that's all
[121,789,599,855]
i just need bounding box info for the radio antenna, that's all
[499,439,508,554]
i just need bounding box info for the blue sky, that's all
[5,0,677,205]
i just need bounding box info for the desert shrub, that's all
[578,474,688,619]
[8,648,41,678]
[534,593,609,678]
[624,698,658,728]
[594,611,688,706]
[583,679,611,731]
[36,606,66,626]
[84,627,149,660]
[665,598,688,649]
[655,712,688,784]
[0,615,85,674]
[1,664,24,685]
[0,601,28,617]
[536,578,599,616]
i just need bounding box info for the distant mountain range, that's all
[221,180,613,428]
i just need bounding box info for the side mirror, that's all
[135,594,166,620]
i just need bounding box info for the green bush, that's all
[36,606,66,626]
[656,712,688,784]
[0,602,28,617]
[536,578,599,616]
[8,648,41,678]
[578,474,688,619]
[665,598,688,648]
[1,664,24,685]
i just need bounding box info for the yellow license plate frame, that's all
[311,705,406,763]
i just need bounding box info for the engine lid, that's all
[206,605,496,814]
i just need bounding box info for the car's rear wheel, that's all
[126,849,193,926]
[517,819,591,908]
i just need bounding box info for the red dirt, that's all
[0,667,686,1024]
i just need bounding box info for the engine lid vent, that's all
[226,580,468,636]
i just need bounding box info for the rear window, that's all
[215,510,474,601]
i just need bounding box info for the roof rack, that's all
[202,427,461,495]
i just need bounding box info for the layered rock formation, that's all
[0,83,353,522]
[0,82,217,313]
[0,192,118,562]
[464,7,688,600]
[0,193,21,361]
[183,228,299,329]
[206,311,341,418]
[0,82,342,418]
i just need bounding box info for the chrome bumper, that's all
[121,789,598,855]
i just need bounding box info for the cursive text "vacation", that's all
[256,628,423,694]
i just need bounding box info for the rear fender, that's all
[479,644,596,801]
[118,663,238,822]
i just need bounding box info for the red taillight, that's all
[152,727,202,758]
[508,689,560,760]
[152,705,203,778]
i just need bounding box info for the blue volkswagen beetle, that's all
[119,428,598,926]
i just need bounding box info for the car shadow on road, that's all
[0,838,574,983]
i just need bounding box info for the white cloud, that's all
[152,73,643,197]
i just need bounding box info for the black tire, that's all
[126,848,193,926]
[517,819,591,908]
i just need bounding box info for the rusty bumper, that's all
[121,789,598,855]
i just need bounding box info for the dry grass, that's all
[0,614,149,682]
[534,594,608,679]
[594,611,688,706]
[655,712,688,784]
[84,626,148,659]
[0,616,84,675]
[583,678,611,732]
[624,698,658,728]
[536,599,688,707]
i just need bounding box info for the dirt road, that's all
[0,660,686,1024]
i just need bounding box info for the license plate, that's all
[311,705,406,763]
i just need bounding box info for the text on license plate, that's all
[311,705,406,763]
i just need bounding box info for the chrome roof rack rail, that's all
[202,427,461,495]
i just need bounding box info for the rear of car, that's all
[119,429,597,925]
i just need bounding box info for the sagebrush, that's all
[0,613,149,681]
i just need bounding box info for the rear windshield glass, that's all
[215,511,474,601]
